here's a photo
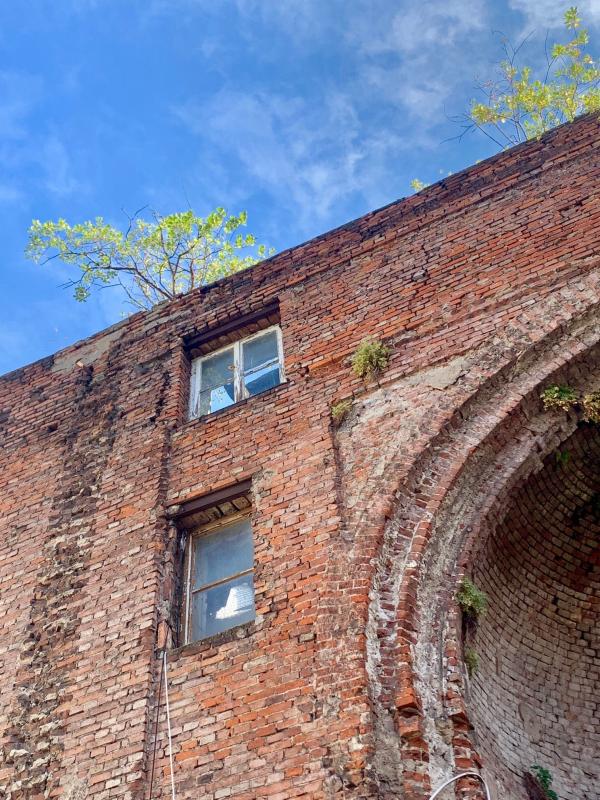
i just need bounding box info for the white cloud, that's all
[39,135,83,197]
[170,0,498,225]
[509,0,600,29]
[174,88,405,227]
[0,72,83,201]
[0,71,41,140]
[352,0,487,56]
[0,183,23,203]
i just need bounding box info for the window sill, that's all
[169,619,257,661]
[186,379,289,426]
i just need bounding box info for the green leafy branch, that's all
[461,7,599,149]
[26,206,272,311]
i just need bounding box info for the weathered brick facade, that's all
[1,115,599,800]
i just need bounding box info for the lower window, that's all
[184,514,255,642]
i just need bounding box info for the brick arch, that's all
[364,307,600,799]
[467,422,599,799]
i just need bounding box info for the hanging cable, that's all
[427,771,491,800]
[148,650,165,800]
[163,649,177,800]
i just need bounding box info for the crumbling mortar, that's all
[1,342,126,799]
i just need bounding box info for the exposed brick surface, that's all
[470,424,600,799]
[0,115,599,800]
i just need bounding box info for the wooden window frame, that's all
[188,325,285,420]
[183,510,254,644]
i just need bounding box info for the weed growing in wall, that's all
[457,577,488,622]
[530,766,558,800]
[350,338,390,380]
[464,647,479,677]
[540,385,578,412]
[555,450,570,467]
[331,399,353,427]
[582,391,600,423]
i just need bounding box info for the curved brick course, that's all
[469,424,600,800]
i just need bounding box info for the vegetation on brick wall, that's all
[457,577,488,622]
[350,337,391,381]
[331,399,353,427]
[555,449,571,467]
[467,7,600,148]
[582,391,600,423]
[541,384,578,412]
[541,384,600,422]
[464,647,479,677]
[529,766,559,800]
[412,6,600,190]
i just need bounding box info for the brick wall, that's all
[470,423,600,799]
[0,114,599,800]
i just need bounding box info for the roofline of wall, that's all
[2,112,598,382]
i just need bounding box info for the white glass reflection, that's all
[242,331,280,397]
[191,574,255,640]
[199,348,235,415]
[193,518,253,589]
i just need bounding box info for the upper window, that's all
[184,514,255,643]
[189,325,284,419]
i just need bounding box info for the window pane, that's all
[244,364,281,397]
[190,573,255,640]
[242,331,279,372]
[193,517,253,590]
[198,348,235,415]
[242,331,280,398]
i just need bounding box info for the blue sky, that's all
[1,0,599,374]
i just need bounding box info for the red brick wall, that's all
[469,424,600,800]
[0,115,599,800]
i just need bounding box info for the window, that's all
[184,514,255,642]
[189,325,284,419]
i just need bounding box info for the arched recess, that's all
[467,422,599,799]
[367,305,600,800]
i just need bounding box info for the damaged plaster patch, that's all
[403,356,467,390]
[51,326,125,374]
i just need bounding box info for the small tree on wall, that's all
[26,207,271,311]
[465,6,600,149]
[412,7,600,190]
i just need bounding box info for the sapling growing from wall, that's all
[467,7,600,148]
[412,7,600,190]
[26,207,272,311]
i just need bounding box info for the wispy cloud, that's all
[0,183,23,204]
[0,71,83,202]
[0,71,41,139]
[171,0,496,226]
[38,135,83,197]
[350,0,487,56]
[174,88,406,228]
[509,0,600,30]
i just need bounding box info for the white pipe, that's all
[428,771,491,800]
[163,650,177,800]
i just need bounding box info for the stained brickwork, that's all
[0,115,599,800]
[470,424,600,799]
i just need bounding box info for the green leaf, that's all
[25,207,272,310]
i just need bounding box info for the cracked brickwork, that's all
[0,115,599,800]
